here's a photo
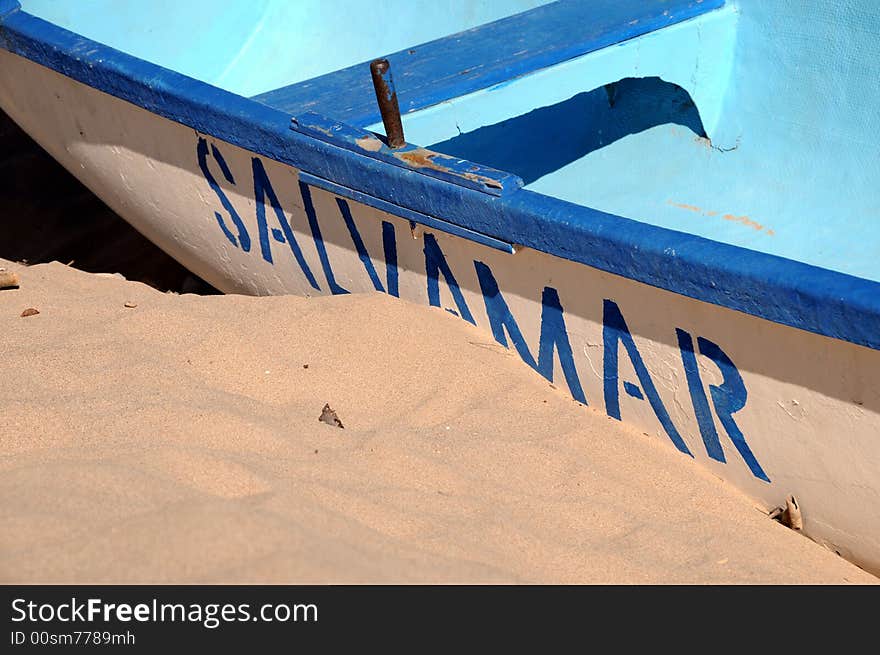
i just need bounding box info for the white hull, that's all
[3,50,879,573]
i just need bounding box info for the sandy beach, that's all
[0,257,875,584]
[1,107,875,585]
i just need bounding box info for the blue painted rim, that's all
[0,0,19,18]
[299,171,516,254]
[291,111,524,197]
[3,6,880,352]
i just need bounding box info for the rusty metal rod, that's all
[369,58,405,149]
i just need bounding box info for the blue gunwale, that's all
[0,0,18,18]
[298,171,516,254]
[251,0,725,127]
[290,111,524,197]
[3,3,880,353]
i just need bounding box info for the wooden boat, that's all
[2,0,880,574]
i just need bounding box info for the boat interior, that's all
[16,0,880,283]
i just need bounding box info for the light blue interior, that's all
[18,0,880,283]
[390,0,880,283]
[18,0,548,97]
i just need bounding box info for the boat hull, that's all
[3,49,880,574]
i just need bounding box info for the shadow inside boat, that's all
[429,77,707,185]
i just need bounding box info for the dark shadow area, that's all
[0,110,217,294]
[429,77,706,184]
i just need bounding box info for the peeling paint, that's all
[355,135,383,152]
[393,148,503,189]
[581,342,604,381]
[667,200,774,236]
[777,398,807,420]
[291,111,522,196]
[722,213,764,232]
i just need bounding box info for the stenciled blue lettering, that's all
[382,221,399,298]
[298,182,348,294]
[602,299,692,456]
[474,261,587,405]
[197,138,250,251]
[423,233,475,324]
[252,159,320,290]
[677,328,725,463]
[336,198,385,293]
[697,336,770,482]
